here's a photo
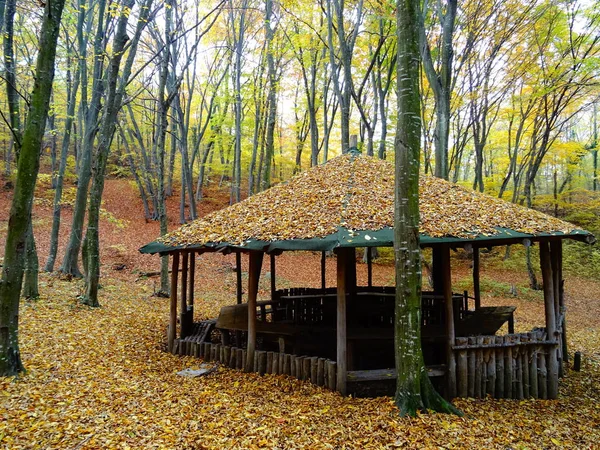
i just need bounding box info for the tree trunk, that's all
[60,0,108,278]
[394,0,460,416]
[0,0,66,376]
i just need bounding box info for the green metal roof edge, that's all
[139,226,595,256]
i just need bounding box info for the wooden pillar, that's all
[556,240,568,363]
[441,244,457,398]
[236,251,243,305]
[188,252,195,309]
[168,252,180,352]
[321,251,326,291]
[432,246,444,293]
[550,240,565,375]
[472,247,481,310]
[270,253,276,301]
[180,252,189,338]
[245,251,264,372]
[336,247,353,395]
[367,247,373,288]
[539,241,559,399]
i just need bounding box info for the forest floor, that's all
[0,177,599,449]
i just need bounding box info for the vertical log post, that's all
[270,253,276,301]
[336,247,351,395]
[321,251,326,291]
[188,251,195,314]
[551,240,568,372]
[245,251,264,372]
[180,252,189,338]
[473,247,481,310]
[539,241,559,399]
[168,252,180,352]
[367,247,373,288]
[236,251,243,305]
[441,244,457,398]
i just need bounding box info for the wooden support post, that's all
[551,240,567,373]
[336,248,351,395]
[189,252,195,309]
[367,247,373,288]
[168,253,180,352]
[473,247,481,310]
[236,251,243,305]
[539,241,559,399]
[245,251,264,372]
[270,253,276,301]
[321,251,326,291]
[180,252,189,338]
[441,245,457,398]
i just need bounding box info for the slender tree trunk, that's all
[394,0,460,416]
[82,0,151,306]
[61,0,108,278]
[46,39,81,272]
[0,0,66,376]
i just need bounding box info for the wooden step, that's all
[347,365,446,382]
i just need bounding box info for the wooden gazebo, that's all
[140,152,594,399]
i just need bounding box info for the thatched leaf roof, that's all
[140,153,593,254]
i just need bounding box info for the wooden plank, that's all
[168,253,180,352]
[245,251,264,372]
[310,356,318,384]
[303,357,311,381]
[539,241,559,399]
[346,366,446,382]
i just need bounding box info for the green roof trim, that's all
[139,226,595,256]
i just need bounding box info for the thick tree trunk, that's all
[0,0,65,376]
[394,0,460,416]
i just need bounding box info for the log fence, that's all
[454,329,558,399]
[171,338,338,391]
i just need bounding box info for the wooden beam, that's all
[539,241,559,399]
[441,244,457,398]
[270,253,276,301]
[321,251,326,291]
[180,252,189,338]
[245,251,264,372]
[473,247,481,310]
[336,248,351,395]
[168,252,180,352]
[236,251,242,305]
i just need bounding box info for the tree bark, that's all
[0,0,66,376]
[394,0,460,416]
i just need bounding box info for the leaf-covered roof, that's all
[141,153,593,254]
